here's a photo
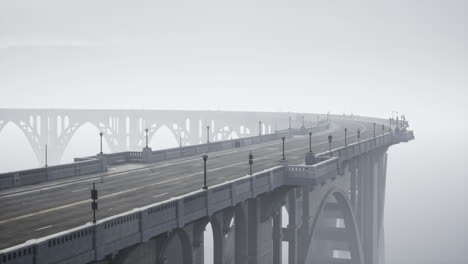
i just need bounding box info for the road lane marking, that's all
[71,188,88,193]
[0,127,372,225]
[153,193,168,198]
[34,225,52,231]
[0,125,335,198]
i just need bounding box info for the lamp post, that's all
[249,151,253,175]
[344,128,348,146]
[45,144,48,167]
[207,126,210,143]
[309,132,312,152]
[281,136,286,160]
[202,154,208,190]
[357,129,361,142]
[91,183,98,224]
[145,128,149,148]
[99,132,103,154]
[373,123,376,138]
[328,135,332,154]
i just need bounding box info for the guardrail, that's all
[0,121,331,191]
[0,166,286,264]
[0,158,106,190]
[0,127,414,264]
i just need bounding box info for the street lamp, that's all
[357,129,361,142]
[249,151,253,175]
[328,135,332,154]
[281,136,286,160]
[344,128,348,146]
[309,132,312,152]
[145,128,149,148]
[207,125,210,143]
[202,154,208,190]
[99,132,103,154]
[91,183,98,223]
[45,144,48,167]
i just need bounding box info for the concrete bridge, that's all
[0,109,323,166]
[0,111,414,264]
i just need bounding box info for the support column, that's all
[287,189,299,264]
[272,207,282,264]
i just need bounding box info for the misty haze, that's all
[0,1,467,264]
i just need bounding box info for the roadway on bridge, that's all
[0,119,375,249]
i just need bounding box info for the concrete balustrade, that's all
[0,128,414,264]
[0,121,330,191]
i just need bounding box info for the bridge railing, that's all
[0,166,287,264]
[0,128,415,264]
[0,121,331,191]
[286,129,414,185]
[0,158,105,190]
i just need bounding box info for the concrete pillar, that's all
[287,189,299,264]
[247,198,274,264]
[272,208,282,264]
[235,205,248,264]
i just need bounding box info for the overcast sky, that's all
[1,1,467,263]
[1,0,467,121]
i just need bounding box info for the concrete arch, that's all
[304,187,364,264]
[158,228,193,264]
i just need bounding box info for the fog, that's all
[1,0,467,263]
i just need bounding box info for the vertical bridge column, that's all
[357,149,387,264]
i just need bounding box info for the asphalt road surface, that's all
[0,119,376,249]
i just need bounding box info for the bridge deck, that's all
[0,119,373,250]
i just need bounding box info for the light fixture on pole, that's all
[281,137,286,160]
[99,132,103,154]
[249,151,253,175]
[309,132,312,152]
[344,128,348,146]
[145,128,149,148]
[202,154,208,190]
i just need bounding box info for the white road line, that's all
[71,188,88,193]
[0,126,334,198]
[34,225,52,231]
[153,193,168,198]
[0,128,370,225]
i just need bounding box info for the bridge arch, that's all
[0,121,39,171]
[304,187,364,264]
[61,122,111,163]
[158,228,193,264]
[149,125,179,150]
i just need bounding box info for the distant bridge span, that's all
[0,109,320,166]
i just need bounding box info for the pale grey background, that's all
[1,1,467,263]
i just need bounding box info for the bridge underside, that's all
[95,148,387,264]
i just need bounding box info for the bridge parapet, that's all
[0,121,330,191]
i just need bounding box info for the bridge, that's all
[0,110,414,264]
[0,109,322,166]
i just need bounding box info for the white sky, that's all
[0,0,466,124]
